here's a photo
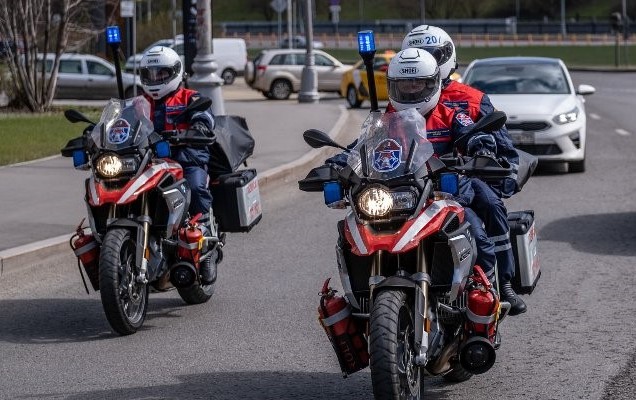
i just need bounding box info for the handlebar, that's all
[160,130,216,146]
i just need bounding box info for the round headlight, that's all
[358,186,393,217]
[96,154,123,178]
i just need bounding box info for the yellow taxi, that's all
[339,51,396,108]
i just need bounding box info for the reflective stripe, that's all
[466,307,496,324]
[178,239,200,250]
[489,232,510,243]
[73,240,97,256]
[494,243,512,252]
[321,304,351,327]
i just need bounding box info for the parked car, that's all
[339,50,395,108]
[39,53,142,99]
[244,48,351,100]
[124,35,247,85]
[279,35,324,49]
[461,56,595,173]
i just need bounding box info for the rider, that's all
[328,48,498,285]
[139,46,219,285]
[401,25,526,315]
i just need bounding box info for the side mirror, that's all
[576,84,596,96]
[303,129,347,150]
[468,110,507,134]
[172,96,212,123]
[64,109,96,125]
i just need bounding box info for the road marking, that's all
[615,129,631,136]
[589,113,601,120]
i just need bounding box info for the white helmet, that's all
[401,25,456,81]
[139,46,183,100]
[387,48,441,115]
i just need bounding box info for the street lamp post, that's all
[298,0,319,103]
[188,0,225,115]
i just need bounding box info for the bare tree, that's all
[0,0,112,112]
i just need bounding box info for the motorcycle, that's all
[299,108,540,399]
[61,95,223,335]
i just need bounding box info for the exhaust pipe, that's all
[169,261,197,288]
[459,336,496,374]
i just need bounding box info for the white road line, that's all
[589,113,601,120]
[615,129,631,136]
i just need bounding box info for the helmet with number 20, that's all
[401,25,457,81]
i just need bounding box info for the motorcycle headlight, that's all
[95,154,137,178]
[357,186,417,218]
[553,107,579,125]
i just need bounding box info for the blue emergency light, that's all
[357,30,376,54]
[323,181,343,205]
[106,26,121,44]
[154,141,171,158]
[72,150,87,168]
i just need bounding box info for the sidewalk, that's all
[0,83,362,276]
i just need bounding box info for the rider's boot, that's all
[500,281,527,316]
[199,211,219,285]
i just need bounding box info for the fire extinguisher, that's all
[465,265,500,341]
[69,218,100,293]
[318,278,369,376]
[178,213,204,265]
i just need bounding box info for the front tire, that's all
[221,68,236,85]
[370,290,422,400]
[269,79,292,100]
[99,228,148,335]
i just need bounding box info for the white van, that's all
[125,36,247,85]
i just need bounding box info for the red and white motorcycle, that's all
[299,108,540,399]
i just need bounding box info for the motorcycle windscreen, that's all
[347,108,434,180]
[90,96,155,151]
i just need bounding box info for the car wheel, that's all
[269,79,292,100]
[221,68,236,85]
[568,158,585,173]
[262,91,274,99]
[346,85,362,108]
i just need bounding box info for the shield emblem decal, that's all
[373,138,402,172]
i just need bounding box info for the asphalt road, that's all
[1,72,636,399]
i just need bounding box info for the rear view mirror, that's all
[303,129,347,150]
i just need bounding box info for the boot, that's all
[500,281,527,316]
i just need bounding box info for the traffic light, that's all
[610,12,623,33]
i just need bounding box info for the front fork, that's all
[368,242,431,366]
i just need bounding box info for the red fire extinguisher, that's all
[70,218,100,293]
[318,278,369,376]
[465,265,500,341]
[178,213,204,266]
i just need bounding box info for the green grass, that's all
[0,108,101,166]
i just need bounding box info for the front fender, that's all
[106,219,145,272]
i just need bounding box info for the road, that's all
[0,72,636,399]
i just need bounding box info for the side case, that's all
[507,210,540,294]
[210,169,262,232]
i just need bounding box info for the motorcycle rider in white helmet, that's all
[402,25,526,315]
[139,46,220,285]
[328,48,499,290]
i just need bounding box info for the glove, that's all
[467,134,497,157]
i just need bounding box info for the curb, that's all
[0,105,354,279]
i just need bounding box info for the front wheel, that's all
[269,79,292,100]
[221,68,236,85]
[99,228,148,335]
[370,290,422,400]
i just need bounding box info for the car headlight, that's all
[95,154,137,178]
[357,186,417,218]
[553,107,579,125]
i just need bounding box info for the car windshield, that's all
[90,96,154,151]
[347,108,434,180]
[463,62,570,95]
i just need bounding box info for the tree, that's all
[0,0,114,112]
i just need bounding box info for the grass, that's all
[0,108,101,166]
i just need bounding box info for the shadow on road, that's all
[0,297,187,343]
[540,212,636,256]
[25,371,455,400]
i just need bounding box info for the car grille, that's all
[506,121,550,131]
[515,144,562,155]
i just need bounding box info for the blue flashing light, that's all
[72,150,87,168]
[154,141,171,158]
[358,30,376,54]
[440,173,459,196]
[106,26,121,44]
[323,181,343,205]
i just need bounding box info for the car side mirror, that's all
[576,84,595,96]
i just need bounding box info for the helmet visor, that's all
[420,41,454,66]
[140,61,181,86]
[388,76,440,104]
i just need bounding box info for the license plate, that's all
[510,131,535,145]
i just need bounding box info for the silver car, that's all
[40,53,142,99]
[245,48,351,100]
[461,56,595,173]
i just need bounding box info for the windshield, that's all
[464,61,570,95]
[90,96,154,151]
[347,108,434,180]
